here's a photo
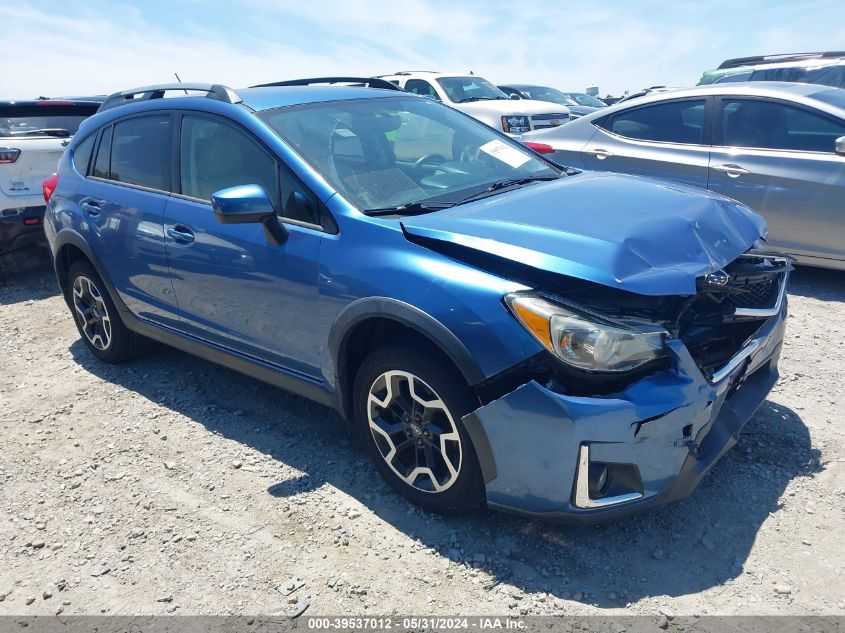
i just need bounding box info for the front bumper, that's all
[463,298,786,522]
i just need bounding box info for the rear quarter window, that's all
[72,134,96,175]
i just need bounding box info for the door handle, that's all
[166,225,195,244]
[712,163,750,178]
[80,199,101,216]
[584,148,613,160]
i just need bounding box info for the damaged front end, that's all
[461,252,790,521]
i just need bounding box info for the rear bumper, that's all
[0,204,47,255]
[463,301,786,522]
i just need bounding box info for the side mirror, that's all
[211,184,288,245]
[509,93,522,100]
[836,136,845,157]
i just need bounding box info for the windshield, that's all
[566,93,606,108]
[436,76,509,103]
[516,87,578,106]
[0,104,98,137]
[812,87,845,109]
[260,96,560,213]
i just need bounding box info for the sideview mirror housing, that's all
[211,184,287,245]
[836,136,845,157]
[509,93,522,100]
[211,184,276,223]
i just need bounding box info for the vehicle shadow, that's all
[69,338,821,608]
[787,265,845,302]
[0,248,58,305]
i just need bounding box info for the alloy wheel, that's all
[367,370,462,493]
[72,275,112,351]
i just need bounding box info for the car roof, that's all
[236,86,408,111]
[378,71,477,80]
[0,99,103,107]
[501,84,554,90]
[585,81,845,117]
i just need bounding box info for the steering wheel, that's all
[413,153,448,173]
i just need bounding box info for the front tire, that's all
[67,260,142,363]
[353,345,485,513]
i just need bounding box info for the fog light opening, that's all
[574,445,644,509]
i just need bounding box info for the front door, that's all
[709,97,845,262]
[163,113,325,378]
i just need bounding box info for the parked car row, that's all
[523,81,845,270]
[40,75,790,522]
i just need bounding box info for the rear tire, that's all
[353,344,485,514]
[67,260,142,363]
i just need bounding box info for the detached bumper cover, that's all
[463,304,786,522]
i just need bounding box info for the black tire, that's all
[353,344,485,513]
[67,260,142,363]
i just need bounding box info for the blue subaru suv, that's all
[43,79,789,521]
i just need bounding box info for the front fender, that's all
[329,296,487,389]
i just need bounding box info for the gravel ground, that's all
[0,250,843,617]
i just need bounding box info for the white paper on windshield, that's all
[479,140,532,168]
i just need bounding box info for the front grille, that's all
[529,113,568,130]
[680,253,789,380]
[722,276,780,311]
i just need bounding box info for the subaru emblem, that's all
[704,269,730,286]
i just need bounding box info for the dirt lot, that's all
[1,250,843,618]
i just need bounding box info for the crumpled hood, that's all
[401,171,767,296]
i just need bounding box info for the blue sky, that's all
[2,0,844,99]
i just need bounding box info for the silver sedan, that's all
[522,82,845,270]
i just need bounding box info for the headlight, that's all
[505,293,668,372]
[502,115,531,134]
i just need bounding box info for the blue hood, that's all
[401,171,766,296]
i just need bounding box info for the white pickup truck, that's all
[377,72,570,136]
[1,99,100,255]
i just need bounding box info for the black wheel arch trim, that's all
[329,297,488,417]
[52,229,129,314]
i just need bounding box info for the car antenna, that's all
[174,73,188,95]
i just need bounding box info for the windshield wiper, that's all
[11,128,72,138]
[365,175,561,216]
[365,200,456,217]
[452,175,560,205]
[456,96,500,103]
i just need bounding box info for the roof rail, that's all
[98,83,242,112]
[718,51,845,70]
[250,77,403,91]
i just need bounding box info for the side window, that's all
[598,99,706,144]
[405,80,440,101]
[72,133,96,175]
[110,115,171,190]
[180,115,277,203]
[720,99,845,152]
[92,126,112,179]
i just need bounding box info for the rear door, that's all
[582,98,712,190]
[80,113,178,324]
[708,96,845,262]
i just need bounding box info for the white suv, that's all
[377,72,570,136]
[1,99,100,255]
